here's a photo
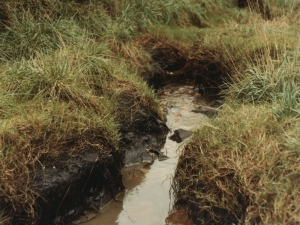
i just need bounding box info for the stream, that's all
[75,84,215,225]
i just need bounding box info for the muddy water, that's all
[80,85,210,225]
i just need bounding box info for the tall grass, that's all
[0,40,124,222]
[3,0,299,223]
[0,0,179,214]
[107,0,203,29]
[0,0,205,61]
[172,1,300,224]
[174,104,300,224]
[227,49,300,105]
[0,20,163,222]
[0,15,87,60]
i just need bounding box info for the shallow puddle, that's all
[79,85,211,225]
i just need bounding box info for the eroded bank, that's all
[77,84,221,225]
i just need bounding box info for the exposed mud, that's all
[10,36,229,225]
[116,88,169,165]
[16,107,168,225]
[59,39,227,225]
[78,84,220,225]
[29,147,123,225]
[140,36,232,97]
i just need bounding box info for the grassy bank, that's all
[0,0,204,223]
[1,0,299,224]
[173,1,300,224]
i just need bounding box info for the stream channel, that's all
[75,84,215,225]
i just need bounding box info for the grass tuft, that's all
[1,0,300,224]
[0,14,87,60]
[174,105,300,224]
[172,1,300,224]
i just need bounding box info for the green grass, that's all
[174,103,300,224]
[0,0,206,222]
[1,0,300,224]
[172,1,300,224]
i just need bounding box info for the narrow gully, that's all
[75,84,217,225]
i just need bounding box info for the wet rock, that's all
[176,129,193,140]
[158,154,169,161]
[119,107,169,165]
[169,129,193,143]
[142,148,169,162]
[122,132,166,165]
[142,151,155,164]
[169,133,181,143]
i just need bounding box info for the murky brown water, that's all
[77,85,210,225]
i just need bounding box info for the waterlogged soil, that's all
[76,85,216,225]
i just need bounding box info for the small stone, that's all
[169,129,193,143]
